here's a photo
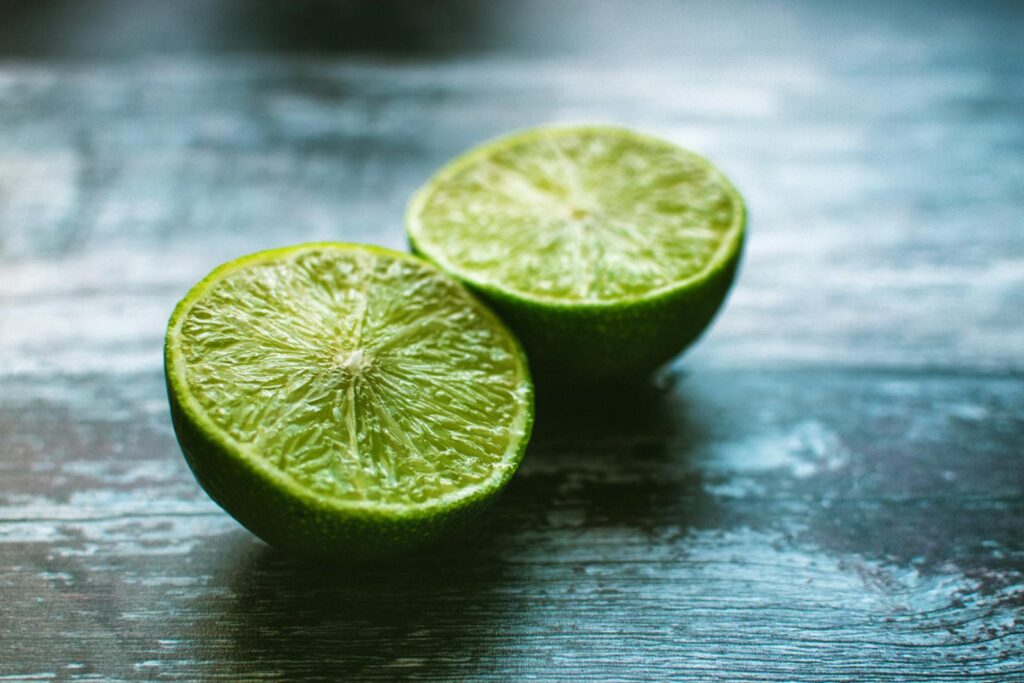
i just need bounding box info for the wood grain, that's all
[1,1,1022,680]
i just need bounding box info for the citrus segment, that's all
[165,243,533,558]
[406,126,746,381]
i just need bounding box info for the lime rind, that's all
[406,125,746,311]
[165,243,534,527]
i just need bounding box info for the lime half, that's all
[407,125,746,382]
[165,243,533,560]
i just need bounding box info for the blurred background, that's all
[2,0,1022,375]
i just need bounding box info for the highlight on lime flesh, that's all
[406,125,746,382]
[164,243,534,560]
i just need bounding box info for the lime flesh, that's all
[165,243,533,558]
[406,125,746,381]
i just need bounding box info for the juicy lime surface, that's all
[407,126,743,305]
[406,126,746,382]
[165,243,533,557]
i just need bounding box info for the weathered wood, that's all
[1,1,1022,680]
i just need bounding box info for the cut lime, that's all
[164,243,533,560]
[406,125,746,382]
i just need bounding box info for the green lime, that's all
[164,243,533,560]
[406,125,746,382]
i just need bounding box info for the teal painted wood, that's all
[1,1,1022,680]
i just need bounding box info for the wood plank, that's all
[1,370,1022,680]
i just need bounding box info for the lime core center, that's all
[336,347,370,376]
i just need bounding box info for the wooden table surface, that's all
[1,1,1022,680]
